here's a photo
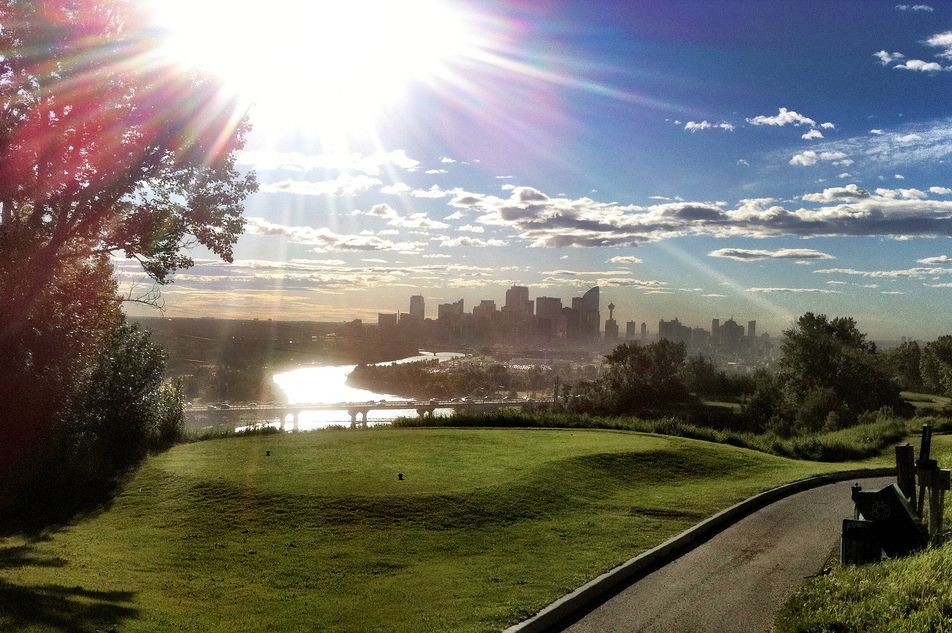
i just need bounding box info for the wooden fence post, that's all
[896,443,916,503]
[932,469,951,546]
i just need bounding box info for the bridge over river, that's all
[186,398,554,429]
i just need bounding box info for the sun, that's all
[147,0,474,134]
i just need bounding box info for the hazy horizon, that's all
[124,0,952,340]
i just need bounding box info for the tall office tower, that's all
[409,295,425,320]
[504,285,530,314]
[626,321,637,339]
[747,320,756,339]
[573,286,600,341]
[711,318,720,345]
[641,321,647,341]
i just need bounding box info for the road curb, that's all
[502,467,895,633]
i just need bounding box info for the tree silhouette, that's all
[0,0,256,505]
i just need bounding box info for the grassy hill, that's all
[1,428,883,633]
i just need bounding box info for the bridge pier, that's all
[348,408,370,429]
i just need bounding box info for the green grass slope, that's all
[1,428,880,633]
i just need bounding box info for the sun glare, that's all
[148,0,474,133]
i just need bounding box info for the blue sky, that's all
[127,0,952,340]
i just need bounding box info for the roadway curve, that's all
[560,476,892,633]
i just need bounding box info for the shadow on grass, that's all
[0,541,138,632]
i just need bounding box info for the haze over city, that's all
[117,0,952,340]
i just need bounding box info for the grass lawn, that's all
[1,428,885,633]
[776,433,952,633]
[902,391,952,412]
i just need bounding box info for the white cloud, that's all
[608,256,644,264]
[737,159,750,166]
[709,247,835,261]
[238,149,419,175]
[837,172,852,179]
[458,224,485,233]
[747,107,817,127]
[684,120,735,132]
[895,59,946,72]
[895,174,906,180]
[917,255,952,264]
[747,287,841,294]
[789,150,849,166]
[870,129,885,135]
[820,122,835,130]
[381,182,411,195]
[438,236,508,248]
[930,187,952,195]
[802,184,870,201]
[261,174,382,197]
[440,156,457,164]
[815,267,952,279]
[425,169,448,175]
[411,185,457,199]
[874,50,906,65]
[895,4,934,11]
[245,217,425,252]
[802,129,824,140]
[882,291,906,295]
[926,30,952,60]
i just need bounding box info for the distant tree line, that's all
[561,313,945,436]
[347,360,555,399]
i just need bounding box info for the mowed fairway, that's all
[1,428,877,632]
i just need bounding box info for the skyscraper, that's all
[504,285,531,314]
[572,286,599,341]
[409,295,425,320]
[747,320,756,339]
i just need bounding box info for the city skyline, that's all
[122,1,952,340]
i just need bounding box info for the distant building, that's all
[409,295,425,320]
[691,327,710,346]
[720,318,744,349]
[658,317,691,345]
[473,299,496,319]
[626,320,637,339]
[571,286,600,341]
[504,285,532,315]
[536,296,565,338]
[604,302,619,341]
[641,321,647,341]
[747,320,756,340]
[437,299,464,320]
[711,318,720,345]
[377,313,397,330]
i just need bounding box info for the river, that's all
[267,351,464,430]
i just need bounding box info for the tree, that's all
[568,340,691,415]
[777,313,909,429]
[883,340,923,392]
[0,0,256,505]
[921,336,952,397]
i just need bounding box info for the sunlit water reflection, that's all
[267,351,464,430]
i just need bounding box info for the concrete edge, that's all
[502,466,896,633]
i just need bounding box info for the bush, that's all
[13,320,184,515]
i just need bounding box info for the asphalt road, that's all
[560,476,893,633]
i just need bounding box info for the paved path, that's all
[561,476,892,633]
